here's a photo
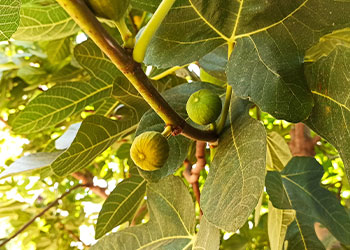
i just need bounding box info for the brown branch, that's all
[58,222,89,248]
[183,141,207,216]
[289,123,320,157]
[0,184,84,248]
[71,172,108,199]
[56,0,218,143]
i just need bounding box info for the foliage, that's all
[0,0,350,249]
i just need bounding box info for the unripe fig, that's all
[186,89,222,125]
[85,0,130,21]
[130,131,170,171]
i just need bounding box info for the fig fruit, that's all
[186,89,222,125]
[85,0,130,21]
[130,131,170,171]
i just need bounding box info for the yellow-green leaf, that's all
[268,201,295,250]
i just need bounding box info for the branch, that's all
[56,0,218,143]
[0,184,84,248]
[58,222,89,248]
[183,141,206,216]
[71,171,108,199]
[289,123,320,157]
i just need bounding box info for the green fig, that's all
[130,131,170,171]
[85,0,130,21]
[186,89,222,125]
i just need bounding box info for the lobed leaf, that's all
[0,0,20,41]
[95,174,146,239]
[143,0,350,122]
[13,0,79,41]
[51,115,137,176]
[304,37,350,182]
[201,94,267,232]
[266,157,350,249]
[91,176,196,250]
[75,39,150,123]
[12,79,111,134]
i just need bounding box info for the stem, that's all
[0,184,84,247]
[114,18,134,48]
[150,65,185,80]
[133,0,176,63]
[71,171,108,199]
[161,125,172,137]
[56,0,218,142]
[216,85,232,134]
[216,42,235,135]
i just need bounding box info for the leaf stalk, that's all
[133,0,176,63]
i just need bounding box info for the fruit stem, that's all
[56,0,218,142]
[216,85,232,134]
[133,0,176,63]
[161,125,172,137]
[114,18,134,48]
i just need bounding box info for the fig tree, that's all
[186,89,222,125]
[130,131,170,171]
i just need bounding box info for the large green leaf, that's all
[143,0,225,68]
[12,0,79,41]
[201,94,267,232]
[51,115,137,176]
[0,0,20,41]
[193,217,220,250]
[0,151,62,179]
[130,0,161,12]
[135,82,224,182]
[266,157,350,249]
[91,176,196,250]
[75,39,150,123]
[144,0,350,122]
[95,174,146,239]
[304,36,350,182]
[11,79,111,134]
[198,45,228,82]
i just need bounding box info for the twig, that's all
[58,222,89,248]
[56,0,218,143]
[71,171,108,199]
[183,141,207,216]
[0,184,84,248]
[289,123,320,157]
